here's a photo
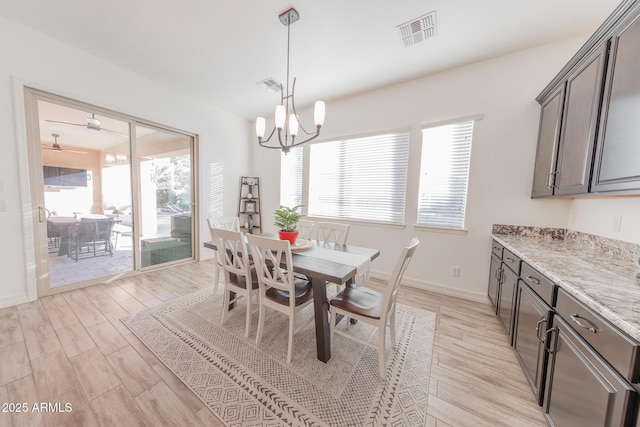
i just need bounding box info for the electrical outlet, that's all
[612,215,622,232]
[451,266,460,278]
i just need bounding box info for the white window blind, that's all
[280,146,303,208]
[417,120,474,229]
[308,132,409,223]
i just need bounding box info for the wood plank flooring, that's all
[0,260,547,426]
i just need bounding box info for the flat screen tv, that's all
[43,166,88,187]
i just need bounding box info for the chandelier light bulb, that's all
[275,105,286,130]
[314,101,326,127]
[256,117,266,139]
[289,114,299,136]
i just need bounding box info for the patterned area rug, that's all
[122,287,436,426]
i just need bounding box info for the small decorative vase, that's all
[278,231,299,245]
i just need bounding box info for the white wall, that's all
[0,17,250,309]
[253,38,596,300]
[569,198,640,243]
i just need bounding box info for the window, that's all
[417,119,475,229]
[307,132,409,223]
[280,146,303,208]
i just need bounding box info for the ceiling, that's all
[0,0,623,121]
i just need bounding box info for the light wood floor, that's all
[0,260,547,426]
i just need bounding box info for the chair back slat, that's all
[207,217,240,239]
[382,238,419,318]
[316,222,350,245]
[211,228,251,278]
[246,234,295,295]
[297,219,316,240]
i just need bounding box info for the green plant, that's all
[274,205,304,232]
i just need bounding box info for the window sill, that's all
[413,225,468,235]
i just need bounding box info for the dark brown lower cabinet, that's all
[497,264,518,341]
[513,281,553,406]
[544,314,637,427]
[487,252,501,313]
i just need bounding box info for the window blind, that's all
[417,120,474,229]
[308,132,409,223]
[280,146,303,208]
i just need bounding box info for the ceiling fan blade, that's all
[40,144,87,154]
[45,119,85,127]
[101,127,129,137]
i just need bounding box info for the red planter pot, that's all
[278,231,299,245]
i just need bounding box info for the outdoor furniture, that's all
[68,217,115,261]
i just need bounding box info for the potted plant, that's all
[274,205,304,245]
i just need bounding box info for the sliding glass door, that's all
[136,124,194,268]
[25,89,197,296]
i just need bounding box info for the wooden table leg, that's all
[310,276,331,363]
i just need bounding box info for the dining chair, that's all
[316,222,350,245]
[68,217,116,261]
[207,216,240,294]
[316,221,351,291]
[297,219,317,240]
[329,237,419,378]
[245,233,314,363]
[211,228,260,338]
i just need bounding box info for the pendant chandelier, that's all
[256,7,325,154]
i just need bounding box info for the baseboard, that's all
[0,292,32,310]
[369,270,490,304]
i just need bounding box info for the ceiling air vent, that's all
[397,11,437,48]
[256,78,282,93]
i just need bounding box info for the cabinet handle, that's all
[546,172,554,189]
[526,275,541,285]
[545,326,558,355]
[570,313,598,333]
[505,257,515,263]
[535,318,547,343]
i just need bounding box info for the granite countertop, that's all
[491,226,640,343]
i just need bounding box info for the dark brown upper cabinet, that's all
[531,86,564,198]
[531,43,608,197]
[592,12,640,193]
[531,0,640,198]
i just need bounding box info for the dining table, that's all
[204,237,380,363]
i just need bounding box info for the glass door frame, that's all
[23,87,199,297]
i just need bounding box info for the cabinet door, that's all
[513,282,551,405]
[545,315,636,427]
[554,42,608,196]
[592,13,640,193]
[487,253,501,314]
[497,264,518,341]
[532,85,564,198]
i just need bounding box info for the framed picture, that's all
[245,200,256,214]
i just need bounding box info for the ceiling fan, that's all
[45,113,128,137]
[41,133,88,154]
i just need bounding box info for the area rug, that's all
[122,287,436,426]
